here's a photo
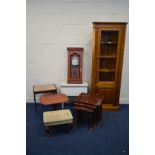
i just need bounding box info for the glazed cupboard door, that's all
[91,22,127,111]
[97,30,120,85]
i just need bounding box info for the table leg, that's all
[62,103,64,109]
[99,105,102,121]
[90,110,97,132]
[96,106,102,128]
[34,93,37,112]
[77,110,81,126]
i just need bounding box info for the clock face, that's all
[72,55,79,66]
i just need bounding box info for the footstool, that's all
[43,109,73,136]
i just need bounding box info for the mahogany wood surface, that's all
[74,93,104,130]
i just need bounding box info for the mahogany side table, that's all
[74,93,104,131]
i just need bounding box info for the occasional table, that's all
[40,93,69,109]
[33,84,57,112]
[74,93,104,131]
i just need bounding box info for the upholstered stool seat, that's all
[43,109,73,136]
[43,109,73,126]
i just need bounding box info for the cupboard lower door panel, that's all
[95,89,115,104]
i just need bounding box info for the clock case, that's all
[67,47,83,84]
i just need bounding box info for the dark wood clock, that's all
[67,47,83,84]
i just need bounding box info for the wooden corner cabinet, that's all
[91,22,127,111]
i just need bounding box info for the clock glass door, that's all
[67,47,83,84]
[70,54,80,79]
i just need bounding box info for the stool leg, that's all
[45,126,51,137]
[68,123,74,133]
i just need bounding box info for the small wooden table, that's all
[40,93,69,109]
[33,84,57,112]
[74,93,104,131]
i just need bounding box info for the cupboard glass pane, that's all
[99,58,116,69]
[101,31,118,43]
[100,44,117,56]
[100,31,119,56]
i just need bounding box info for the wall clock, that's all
[67,47,83,84]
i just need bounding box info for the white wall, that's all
[26,0,129,103]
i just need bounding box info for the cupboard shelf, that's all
[100,42,118,44]
[99,69,115,72]
[97,55,117,58]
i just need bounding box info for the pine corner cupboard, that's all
[91,22,127,111]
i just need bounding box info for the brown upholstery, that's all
[40,93,69,105]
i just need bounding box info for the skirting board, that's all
[119,98,129,104]
[26,96,129,104]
